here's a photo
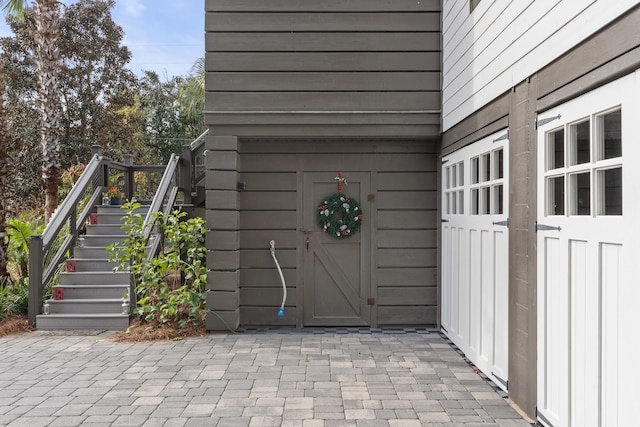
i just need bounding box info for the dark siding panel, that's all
[377,249,437,267]
[240,211,297,229]
[377,230,436,248]
[378,306,436,325]
[205,0,442,138]
[378,172,438,191]
[239,172,297,191]
[378,211,438,229]
[207,53,441,72]
[207,0,441,12]
[241,268,297,287]
[207,92,440,111]
[208,72,441,92]
[239,192,296,210]
[241,307,297,326]
[233,141,438,327]
[241,248,296,268]
[240,230,297,249]
[207,32,439,52]
[206,12,439,32]
[378,286,437,305]
[378,268,437,287]
[377,191,437,210]
[241,288,298,306]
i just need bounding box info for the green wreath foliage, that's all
[317,193,363,239]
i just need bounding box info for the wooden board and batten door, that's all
[302,172,372,326]
[536,72,640,427]
[441,131,510,391]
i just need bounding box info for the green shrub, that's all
[0,276,30,320]
[108,202,206,328]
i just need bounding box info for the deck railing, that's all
[27,131,208,327]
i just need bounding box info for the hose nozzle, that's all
[277,307,284,317]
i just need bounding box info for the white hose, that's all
[269,240,287,316]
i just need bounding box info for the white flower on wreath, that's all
[323,209,330,216]
[340,225,347,231]
[342,203,350,211]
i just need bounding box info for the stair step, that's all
[36,313,130,330]
[66,259,119,272]
[85,224,127,235]
[46,298,127,314]
[81,235,127,246]
[53,284,129,299]
[74,247,112,259]
[60,271,131,285]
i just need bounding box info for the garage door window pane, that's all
[471,189,479,215]
[482,154,491,182]
[548,176,565,215]
[570,119,590,165]
[471,157,479,184]
[599,167,622,215]
[570,172,591,215]
[495,148,504,179]
[494,184,503,215]
[597,109,622,160]
[547,129,565,170]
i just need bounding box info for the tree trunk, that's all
[34,0,61,223]
[0,69,9,282]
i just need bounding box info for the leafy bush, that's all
[108,202,206,328]
[0,277,29,320]
[7,215,45,279]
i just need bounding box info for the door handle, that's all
[306,236,310,251]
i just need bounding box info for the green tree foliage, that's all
[130,69,205,163]
[1,0,138,167]
[0,1,206,211]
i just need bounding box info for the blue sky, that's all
[0,0,205,79]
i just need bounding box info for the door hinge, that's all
[367,298,375,306]
[535,114,561,129]
[492,218,509,227]
[535,221,561,232]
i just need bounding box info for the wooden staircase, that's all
[36,204,133,330]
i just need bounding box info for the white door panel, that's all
[536,71,640,427]
[441,130,509,391]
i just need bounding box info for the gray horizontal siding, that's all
[234,140,438,327]
[208,72,440,92]
[207,53,441,72]
[206,13,440,32]
[206,0,441,12]
[205,0,442,138]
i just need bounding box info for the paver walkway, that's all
[0,329,532,426]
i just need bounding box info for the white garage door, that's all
[441,130,509,391]
[536,72,640,427]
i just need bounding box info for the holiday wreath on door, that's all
[316,172,364,239]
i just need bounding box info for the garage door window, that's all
[544,108,622,217]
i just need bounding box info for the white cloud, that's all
[120,0,145,16]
